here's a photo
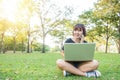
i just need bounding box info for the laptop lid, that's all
[64,43,95,61]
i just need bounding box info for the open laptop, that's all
[64,43,96,61]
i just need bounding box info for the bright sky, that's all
[0,0,97,22]
[0,0,19,22]
[52,0,97,20]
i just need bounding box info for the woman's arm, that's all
[60,50,64,57]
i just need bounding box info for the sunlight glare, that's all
[1,0,19,22]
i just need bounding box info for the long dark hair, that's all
[73,23,86,36]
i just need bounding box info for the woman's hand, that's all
[80,35,84,43]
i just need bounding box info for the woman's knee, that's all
[56,59,65,68]
[78,60,99,72]
[93,60,99,67]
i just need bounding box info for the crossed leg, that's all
[78,60,99,72]
[56,59,99,76]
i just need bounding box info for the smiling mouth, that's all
[75,35,80,38]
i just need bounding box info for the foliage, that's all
[1,36,26,51]
[32,42,50,52]
[0,19,12,53]
[34,0,73,53]
[50,46,61,52]
[78,0,120,53]
[32,43,42,51]
[94,0,120,53]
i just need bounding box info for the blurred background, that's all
[0,0,120,54]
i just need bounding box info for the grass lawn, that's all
[0,52,120,80]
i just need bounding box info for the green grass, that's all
[0,52,120,80]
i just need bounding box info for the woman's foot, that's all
[63,70,71,77]
[86,70,101,78]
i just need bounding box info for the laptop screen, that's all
[64,43,96,61]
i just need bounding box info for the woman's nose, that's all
[74,31,79,33]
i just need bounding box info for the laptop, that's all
[64,43,96,61]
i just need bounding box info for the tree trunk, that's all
[21,40,24,53]
[31,40,33,53]
[0,35,2,53]
[118,40,120,53]
[1,33,4,53]
[115,33,120,54]
[105,37,109,53]
[42,36,45,53]
[118,21,120,54]
[0,41,2,53]
[61,36,64,49]
[13,36,16,53]
[105,24,109,53]
[118,13,120,53]
[27,30,31,53]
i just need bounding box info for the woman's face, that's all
[73,28,83,39]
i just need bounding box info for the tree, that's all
[35,0,73,53]
[78,10,102,42]
[18,0,38,53]
[8,21,27,53]
[16,23,27,53]
[50,19,73,49]
[94,0,120,53]
[0,19,11,53]
[78,8,116,53]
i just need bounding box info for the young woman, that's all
[56,24,101,78]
